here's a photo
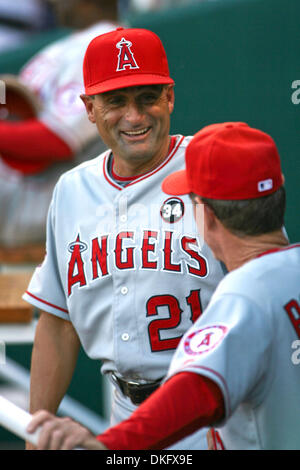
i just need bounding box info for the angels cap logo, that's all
[116,37,139,71]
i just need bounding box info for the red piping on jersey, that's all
[210,428,226,450]
[256,243,300,259]
[25,291,69,314]
[103,153,121,190]
[182,364,231,416]
[103,135,183,190]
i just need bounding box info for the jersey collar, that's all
[103,135,184,190]
[256,242,300,259]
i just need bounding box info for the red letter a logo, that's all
[197,332,213,348]
[116,37,139,71]
[67,235,87,296]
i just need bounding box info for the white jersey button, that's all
[121,286,128,295]
[120,214,127,223]
[121,333,130,341]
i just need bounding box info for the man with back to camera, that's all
[28,122,300,450]
[23,27,226,449]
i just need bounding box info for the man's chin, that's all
[119,145,156,165]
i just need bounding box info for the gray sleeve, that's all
[23,187,69,321]
[166,293,273,420]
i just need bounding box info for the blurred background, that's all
[0,0,299,449]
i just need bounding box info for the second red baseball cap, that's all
[83,27,174,94]
[162,122,284,200]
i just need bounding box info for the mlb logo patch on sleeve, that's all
[184,325,228,355]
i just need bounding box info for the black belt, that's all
[112,374,163,405]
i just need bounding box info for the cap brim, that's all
[85,74,174,94]
[0,74,42,114]
[162,169,191,195]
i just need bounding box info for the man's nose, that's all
[124,101,144,123]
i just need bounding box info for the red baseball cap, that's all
[162,122,284,200]
[83,27,174,95]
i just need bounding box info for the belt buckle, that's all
[111,373,159,405]
[126,379,142,400]
[125,379,146,406]
[112,373,140,394]
[127,379,141,387]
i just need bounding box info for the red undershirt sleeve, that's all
[0,119,72,163]
[97,372,225,450]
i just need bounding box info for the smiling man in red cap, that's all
[80,27,177,175]
[23,28,227,450]
[27,122,300,450]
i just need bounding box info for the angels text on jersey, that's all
[67,229,208,297]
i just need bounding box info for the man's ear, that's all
[80,94,96,123]
[202,202,217,230]
[193,196,217,230]
[166,85,175,115]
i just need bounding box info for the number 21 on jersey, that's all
[147,289,202,352]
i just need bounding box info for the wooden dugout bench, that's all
[0,244,45,324]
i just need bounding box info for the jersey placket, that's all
[112,189,142,379]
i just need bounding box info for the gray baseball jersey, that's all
[167,243,300,449]
[23,135,225,381]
